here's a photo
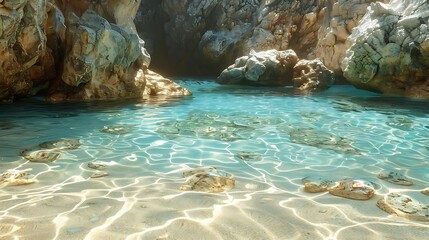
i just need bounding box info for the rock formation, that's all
[293,59,334,91]
[217,49,299,86]
[342,0,429,97]
[0,0,190,102]
[136,0,328,75]
[0,0,56,102]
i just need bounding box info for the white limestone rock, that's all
[217,49,298,86]
[342,0,429,98]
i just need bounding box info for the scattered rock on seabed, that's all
[234,151,262,162]
[328,179,376,200]
[377,193,429,222]
[180,166,235,193]
[90,171,109,178]
[377,170,413,186]
[20,149,61,163]
[88,161,109,170]
[39,138,81,150]
[422,188,429,196]
[302,176,333,193]
[0,170,38,187]
[100,124,137,135]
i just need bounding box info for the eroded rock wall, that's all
[0,0,55,102]
[136,0,328,75]
[342,0,429,97]
[0,0,189,102]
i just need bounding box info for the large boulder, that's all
[342,0,429,98]
[0,0,56,102]
[217,49,299,86]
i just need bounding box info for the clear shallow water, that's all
[0,80,428,239]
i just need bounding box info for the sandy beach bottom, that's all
[1,160,428,240]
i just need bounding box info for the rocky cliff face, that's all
[342,0,429,97]
[0,0,190,102]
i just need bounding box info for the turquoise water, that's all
[0,80,428,239]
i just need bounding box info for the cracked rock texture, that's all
[217,49,299,86]
[136,0,328,75]
[293,59,334,91]
[342,0,429,97]
[0,0,189,102]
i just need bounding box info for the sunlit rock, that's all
[20,149,60,163]
[377,170,413,186]
[234,151,262,162]
[293,59,334,92]
[289,128,361,154]
[313,0,377,74]
[100,124,137,135]
[87,161,108,170]
[0,170,38,187]
[385,115,415,131]
[181,166,235,193]
[90,171,109,178]
[0,0,56,102]
[39,138,81,150]
[217,49,299,86]
[302,176,333,193]
[422,188,429,196]
[328,179,375,200]
[342,0,429,98]
[144,70,192,96]
[377,193,429,221]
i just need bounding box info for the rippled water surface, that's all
[1,80,428,239]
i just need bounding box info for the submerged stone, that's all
[289,128,361,154]
[157,112,279,142]
[90,171,109,178]
[422,188,429,196]
[302,176,333,193]
[100,124,137,135]
[377,170,413,186]
[181,166,235,193]
[385,115,415,131]
[332,100,366,112]
[377,193,429,222]
[39,138,81,151]
[328,179,375,200]
[87,161,108,170]
[234,151,262,162]
[0,170,38,187]
[21,149,60,163]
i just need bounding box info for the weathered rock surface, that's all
[0,0,56,102]
[328,179,376,200]
[377,170,413,186]
[0,170,38,187]
[342,0,429,98]
[0,0,189,102]
[144,70,192,96]
[293,59,334,91]
[136,0,328,75]
[302,176,333,193]
[377,193,429,221]
[313,0,379,74]
[21,149,61,163]
[181,166,235,193]
[217,49,299,86]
